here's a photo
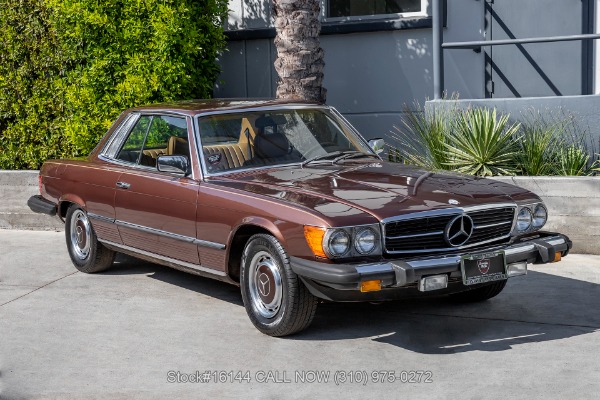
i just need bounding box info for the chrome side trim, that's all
[98,239,227,277]
[193,239,227,250]
[87,213,115,224]
[114,220,227,250]
[116,220,194,242]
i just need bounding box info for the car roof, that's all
[129,98,323,116]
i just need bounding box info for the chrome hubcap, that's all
[248,251,283,319]
[70,209,91,260]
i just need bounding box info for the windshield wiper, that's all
[301,151,344,167]
[332,151,380,164]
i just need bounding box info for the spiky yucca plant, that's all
[444,108,521,177]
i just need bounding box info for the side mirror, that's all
[157,155,191,176]
[368,138,385,155]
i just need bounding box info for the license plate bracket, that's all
[461,250,507,286]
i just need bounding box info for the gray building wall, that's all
[215,0,596,142]
[215,0,486,141]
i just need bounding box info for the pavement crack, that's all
[0,271,79,307]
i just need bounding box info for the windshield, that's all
[197,108,374,174]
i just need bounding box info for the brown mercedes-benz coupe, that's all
[28,99,572,336]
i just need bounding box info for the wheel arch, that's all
[226,220,285,283]
[58,194,86,218]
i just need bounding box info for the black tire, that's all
[450,280,508,302]
[240,234,318,337]
[65,204,115,273]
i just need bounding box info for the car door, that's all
[113,114,200,265]
[75,113,139,245]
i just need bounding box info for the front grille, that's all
[383,206,515,254]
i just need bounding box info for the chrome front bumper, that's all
[290,232,572,301]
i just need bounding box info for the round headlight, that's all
[355,228,377,255]
[532,204,547,229]
[327,230,350,257]
[517,207,532,232]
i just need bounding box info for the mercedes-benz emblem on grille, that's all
[445,214,474,247]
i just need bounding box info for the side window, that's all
[116,116,152,164]
[115,115,189,167]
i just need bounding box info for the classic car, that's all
[28,99,572,336]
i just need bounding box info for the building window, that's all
[326,0,426,20]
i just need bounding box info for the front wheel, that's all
[65,204,115,273]
[450,280,508,302]
[240,234,318,337]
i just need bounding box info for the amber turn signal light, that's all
[360,280,382,293]
[304,226,327,258]
[554,252,562,262]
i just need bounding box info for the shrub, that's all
[390,102,598,177]
[0,0,228,169]
[388,101,454,170]
[390,104,521,177]
[515,110,562,176]
[517,109,598,176]
[445,107,520,177]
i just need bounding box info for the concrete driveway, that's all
[1,230,599,399]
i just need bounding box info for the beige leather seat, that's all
[203,118,256,171]
[167,136,189,157]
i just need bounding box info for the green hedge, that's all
[0,0,228,169]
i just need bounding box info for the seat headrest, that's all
[167,136,189,156]
[254,133,289,159]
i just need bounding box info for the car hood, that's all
[207,161,538,225]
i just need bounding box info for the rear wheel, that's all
[450,280,507,302]
[240,234,318,337]
[65,204,115,273]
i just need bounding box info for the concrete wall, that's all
[0,171,63,231]
[493,177,600,255]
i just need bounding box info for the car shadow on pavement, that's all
[106,254,244,305]
[294,270,600,353]
[106,255,599,353]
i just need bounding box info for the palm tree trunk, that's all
[273,0,326,102]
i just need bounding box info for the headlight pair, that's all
[304,225,381,259]
[516,203,547,233]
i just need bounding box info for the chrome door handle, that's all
[116,181,131,189]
